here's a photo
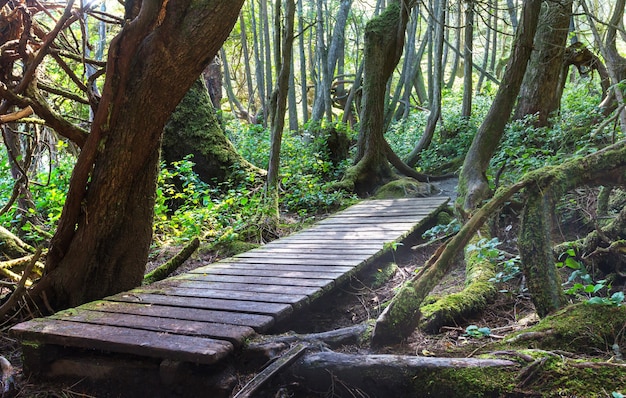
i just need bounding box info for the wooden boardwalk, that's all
[11,197,449,369]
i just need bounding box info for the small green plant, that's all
[464,325,491,338]
[465,237,502,262]
[422,218,460,240]
[558,250,624,307]
[612,392,624,398]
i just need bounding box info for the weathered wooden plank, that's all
[260,240,385,249]
[135,286,308,307]
[206,262,356,272]
[241,246,381,256]
[189,266,345,279]
[11,319,233,365]
[306,224,418,233]
[315,217,425,225]
[234,251,373,261]
[176,273,334,288]
[281,231,408,240]
[50,309,256,346]
[209,258,358,268]
[109,292,294,319]
[81,301,275,331]
[162,279,320,296]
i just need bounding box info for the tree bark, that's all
[513,0,574,126]
[457,0,542,212]
[41,0,245,309]
[348,1,413,195]
[266,0,295,218]
[461,0,474,118]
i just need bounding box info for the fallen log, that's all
[285,351,517,397]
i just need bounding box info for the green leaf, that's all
[586,297,606,305]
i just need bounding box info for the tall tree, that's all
[310,0,353,124]
[266,0,295,218]
[342,0,420,195]
[458,0,543,212]
[38,0,245,309]
[405,0,446,167]
[513,0,574,126]
[462,0,474,117]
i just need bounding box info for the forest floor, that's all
[2,186,620,397]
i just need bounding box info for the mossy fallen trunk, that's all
[419,232,497,333]
[372,180,529,345]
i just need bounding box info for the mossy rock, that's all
[362,262,398,289]
[372,177,433,199]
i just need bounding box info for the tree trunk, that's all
[162,78,264,185]
[461,0,474,118]
[513,0,574,126]
[405,0,445,167]
[297,0,309,124]
[251,2,267,126]
[349,1,413,195]
[457,0,542,212]
[41,0,245,310]
[266,0,295,217]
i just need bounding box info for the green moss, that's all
[418,367,516,397]
[372,178,432,199]
[503,303,626,354]
[363,262,398,289]
[436,210,453,225]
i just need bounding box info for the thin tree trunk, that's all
[251,1,266,125]
[297,0,308,123]
[476,0,493,93]
[405,0,445,167]
[462,0,474,118]
[261,0,274,122]
[266,0,295,217]
[446,0,462,89]
[458,0,542,212]
[239,13,256,119]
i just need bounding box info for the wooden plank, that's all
[315,217,425,225]
[306,224,419,232]
[204,262,356,272]
[209,258,358,268]
[260,240,385,249]
[50,309,256,346]
[160,279,320,296]
[241,246,381,256]
[176,273,334,288]
[189,266,345,279]
[11,319,233,365]
[135,286,309,306]
[109,292,294,319]
[80,301,275,331]
[234,251,374,260]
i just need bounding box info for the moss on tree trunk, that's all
[162,78,264,185]
[419,231,497,333]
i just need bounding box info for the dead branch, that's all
[0,247,41,319]
[143,237,200,284]
[0,106,32,123]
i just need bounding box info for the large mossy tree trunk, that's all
[513,0,574,126]
[40,0,245,310]
[344,0,412,196]
[457,0,542,212]
[162,78,264,186]
[519,142,626,317]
